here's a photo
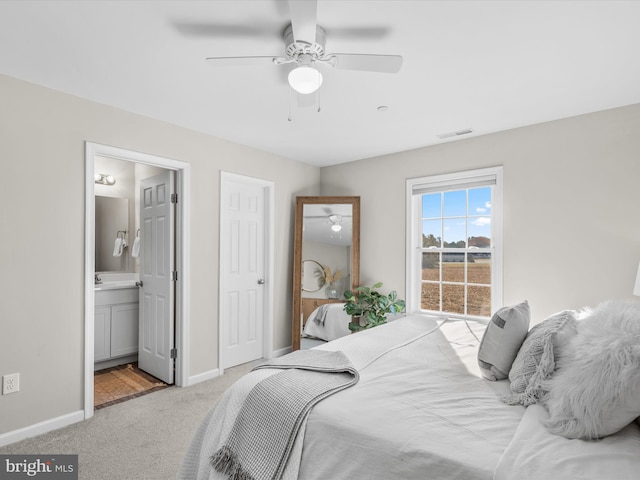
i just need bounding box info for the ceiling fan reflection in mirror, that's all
[329,214,343,232]
[205,0,403,96]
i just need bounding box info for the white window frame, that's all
[406,166,503,319]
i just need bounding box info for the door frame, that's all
[84,142,191,420]
[218,171,274,375]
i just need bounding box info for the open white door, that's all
[139,171,175,383]
[220,175,267,369]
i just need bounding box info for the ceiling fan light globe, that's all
[331,224,342,232]
[288,66,323,94]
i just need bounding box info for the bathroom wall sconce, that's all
[94,173,116,185]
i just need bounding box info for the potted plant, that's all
[343,282,406,332]
[314,265,343,299]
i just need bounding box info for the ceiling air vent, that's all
[436,128,474,140]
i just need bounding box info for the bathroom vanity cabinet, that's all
[94,287,139,365]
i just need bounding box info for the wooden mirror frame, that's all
[292,196,360,351]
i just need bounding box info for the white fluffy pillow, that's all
[477,301,530,381]
[544,300,640,439]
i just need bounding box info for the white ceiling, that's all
[1,1,639,167]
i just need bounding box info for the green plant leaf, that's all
[348,321,363,332]
[342,281,405,331]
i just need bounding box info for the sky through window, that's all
[421,187,491,246]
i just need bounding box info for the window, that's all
[406,167,503,319]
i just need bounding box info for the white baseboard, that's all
[187,368,220,386]
[0,410,84,448]
[273,346,292,358]
[187,350,291,387]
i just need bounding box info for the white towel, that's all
[112,236,126,257]
[131,236,140,258]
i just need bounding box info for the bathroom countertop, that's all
[94,281,138,291]
[94,273,139,291]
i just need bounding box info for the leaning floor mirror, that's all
[292,196,360,351]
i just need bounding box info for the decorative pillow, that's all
[502,310,577,406]
[544,300,640,439]
[477,300,530,381]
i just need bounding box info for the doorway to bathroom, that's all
[84,142,190,419]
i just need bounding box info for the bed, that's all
[179,305,640,480]
[302,301,351,342]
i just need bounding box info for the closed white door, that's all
[139,171,175,383]
[220,175,266,368]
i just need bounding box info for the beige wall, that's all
[320,103,640,324]
[2,69,640,439]
[0,74,319,435]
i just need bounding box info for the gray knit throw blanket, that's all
[210,349,359,480]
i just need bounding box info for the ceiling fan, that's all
[205,0,403,95]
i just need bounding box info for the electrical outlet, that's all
[2,373,20,394]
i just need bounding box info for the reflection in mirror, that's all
[301,259,325,292]
[301,203,353,300]
[292,196,360,351]
[95,196,129,272]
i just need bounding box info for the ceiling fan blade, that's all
[329,53,403,73]
[288,0,318,43]
[174,21,280,39]
[327,26,391,40]
[206,56,278,68]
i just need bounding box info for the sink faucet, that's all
[94,273,102,284]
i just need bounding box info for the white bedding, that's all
[298,318,524,480]
[302,303,351,341]
[180,314,640,480]
[494,404,640,480]
[179,316,525,480]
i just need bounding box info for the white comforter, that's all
[302,303,351,341]
[179,316,524,480]
[494,404,640,480]
[180,315,640,480]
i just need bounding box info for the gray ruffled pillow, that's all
[502,310,577,406]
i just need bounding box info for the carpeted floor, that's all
[94,363,169,409]
[0,361,259,480]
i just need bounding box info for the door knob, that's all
[136,281,143,287]
[257,279,265,285]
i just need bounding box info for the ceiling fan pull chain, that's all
[288,87,293,122]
